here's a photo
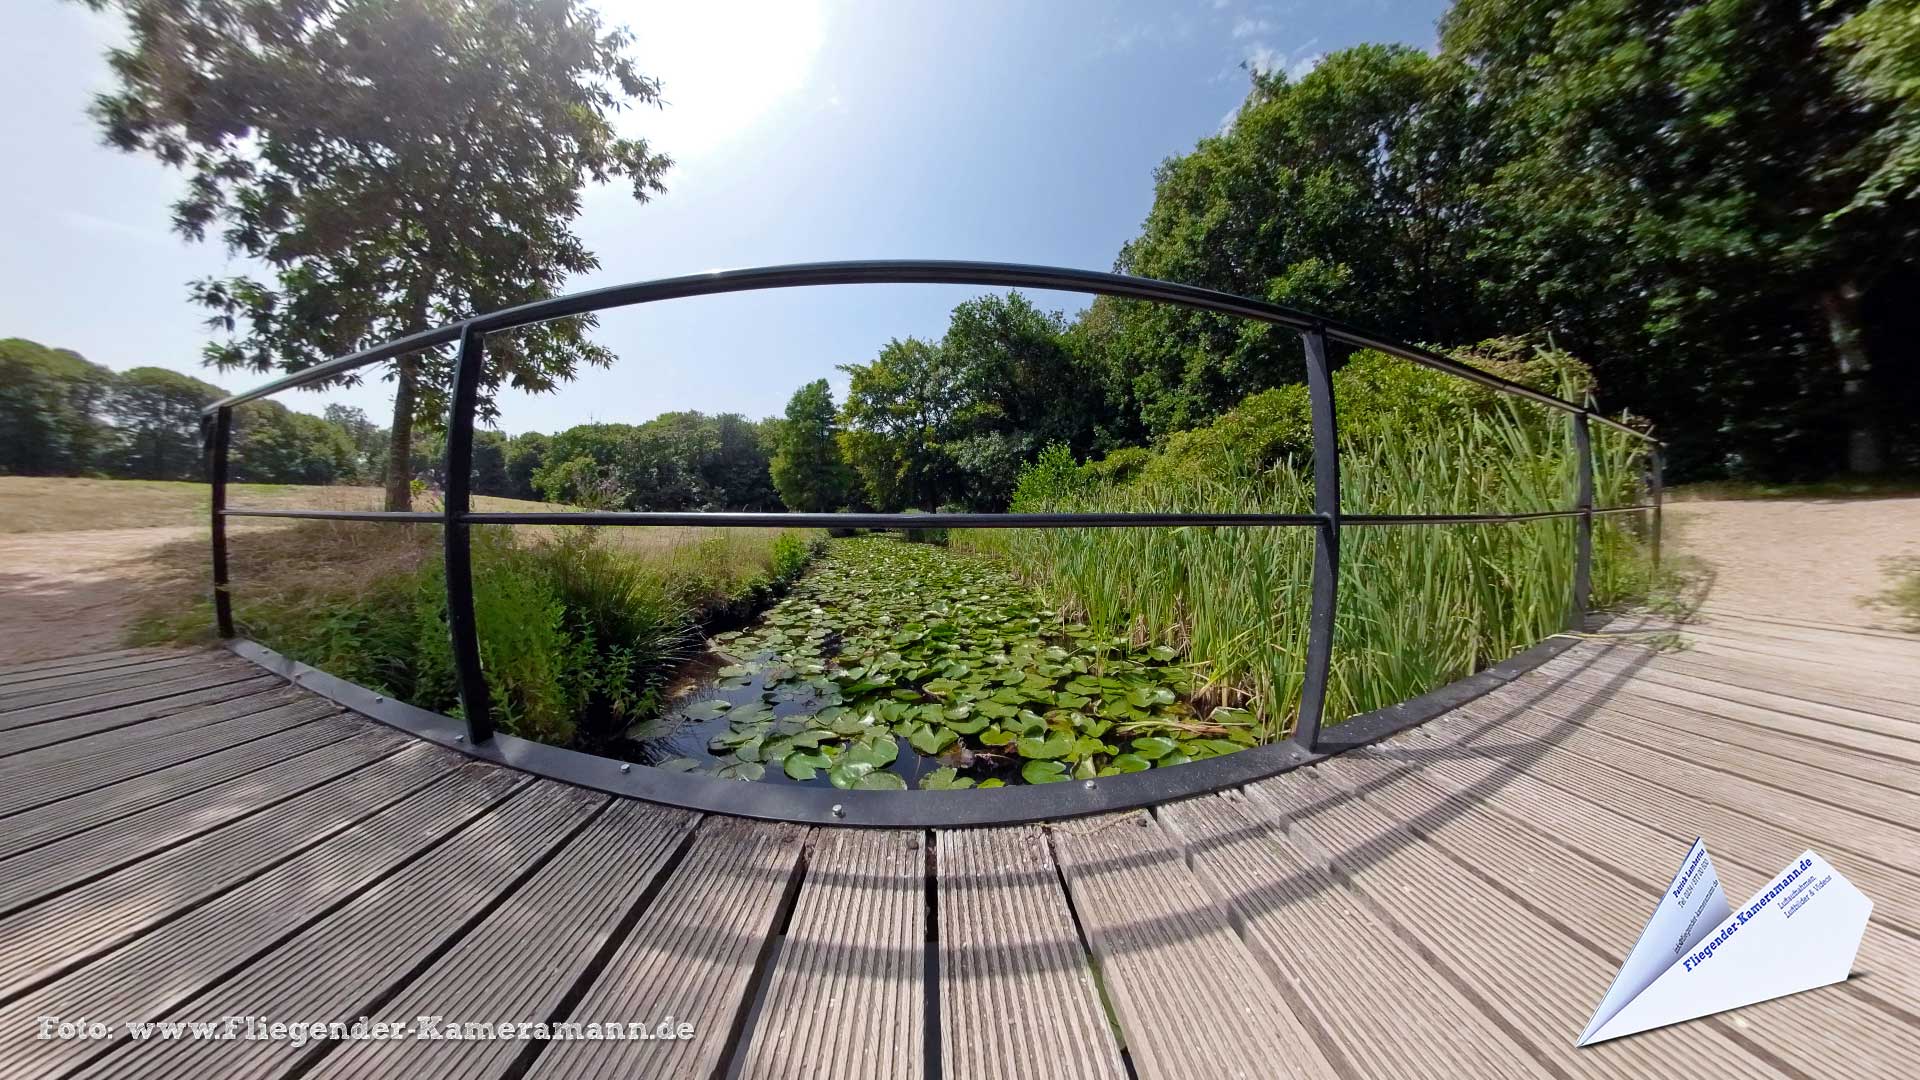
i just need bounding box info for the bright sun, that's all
[595,0,829,163]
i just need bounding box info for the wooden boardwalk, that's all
[1,613,1916,1078]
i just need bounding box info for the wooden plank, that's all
[1533,674,1920,820]
[1441,694,1920,916]
[0,665,276,732]
[0,647,175,683]
[0,657,257,715]
[0,763,524,1080]
[0,698,339,817]
[0,713,361,857]
[1533,656,1920,792]
[1245,770,1782,1079]
[1339,735,1920,1017]
[0,678,288,757]
[0,654,211,700]
[0,729,409,918]
[523,816,806,1080]
[305,799,699,1080]
[1538,651,1920,741]
[0,739,463,999]
[935,825,1126,1080]
[1318,751,1920,1079]
[1049,811,1339,1080]
[0,682,297,768]
[1155,792,1542,1079]
[1443,697,1920,939]
[1634,650,1920,722]
[74,781,606,1080]
[743,828,924,1080]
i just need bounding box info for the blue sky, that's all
[0,0,1450,434]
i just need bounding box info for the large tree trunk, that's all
[1821,283,1882,475]
[383,356,418,512]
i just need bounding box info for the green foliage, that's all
[1828,0,1920,213]
[532,413,778,510]
[770,379,854,511]
[677,536,1216,787]
[105,367,226,481]
[230,400,361,485]
[0,338,116,476]
[1103,45,1490,436]
[970,345,1653,735]
[81,0,673,509]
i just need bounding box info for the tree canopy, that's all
[79,0,672,509]
[770,379,853,512]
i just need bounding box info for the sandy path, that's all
[0,526,207,665]
[1665,497,1920,629]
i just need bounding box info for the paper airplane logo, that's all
[1578,838,1872,1045]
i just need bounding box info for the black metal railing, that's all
[202,260,1661,823]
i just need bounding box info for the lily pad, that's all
[1021,760,1069,784]
[783,750,831,781]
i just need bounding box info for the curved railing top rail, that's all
[199,259,1658,443]
[200,259,1663,827]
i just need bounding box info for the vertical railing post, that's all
[204,405,235,639]
[1295,325,1339,751]
[1571,411,1594,630]
[444,325,493,743]
[1648,443,1664,572]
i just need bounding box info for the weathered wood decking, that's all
[1,613,1917,1078]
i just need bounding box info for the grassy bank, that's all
[131,519,824,747]
[0,476,563,533]
[961,346,1656,737]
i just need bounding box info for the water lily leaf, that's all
[717,664,750,679]
[1109,753,1151,773]
[1074,756,1098,780]
[717,761,765,781]
[1158,751,1191,766]
[978,726,1014,746]
[1131,736,1178,760]
[854,771,907,790]
[1021,760,1069,784]
[1015,730,1074,760]
[848,734,898,769]
[922,677,961,695]
[1055,692,1090,710]
[682,699,731,721]
[944,713,991,735]
[908,725,957,756]
[979,778,1005,788]
[783,750,830,781]
[657,757,704,773]
[1148,645,1178,661]
[919,766,976,790]
[828,760,875,789]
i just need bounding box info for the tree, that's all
[1443,0,1919,476]
[839,338,963,511]
[471,430,511,497]
[1109,46,1491,435]
[503,432,550,502]
[0,339,116,476]
[231,399,359,484]
[81,0,672,510]
[770,380,853,512]
[108,367,226,480]
[323,403,386,483]
[940,292,1107,508]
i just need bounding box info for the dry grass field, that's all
[0,478,563,662]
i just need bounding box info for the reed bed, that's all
[963,355,1654,739]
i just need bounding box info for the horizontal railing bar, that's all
[198,260,1660,443]
[221,505,1657,528]
[221,509,445,523]
[1343,510,1586,525]
[206,324,465,412]
[458,510,1327,529]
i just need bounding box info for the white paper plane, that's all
[1578,839,1872,1046]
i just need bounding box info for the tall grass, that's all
[962,347,1655,738]
[132,520,824,748]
